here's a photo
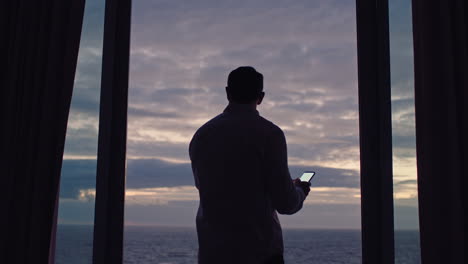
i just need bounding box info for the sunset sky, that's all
[58,0,418,229]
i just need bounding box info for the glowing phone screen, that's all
[299,171,315,182]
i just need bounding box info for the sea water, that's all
[54,225,420,263]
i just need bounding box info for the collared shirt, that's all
[189,103,306,264]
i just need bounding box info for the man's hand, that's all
[293,178,311,196]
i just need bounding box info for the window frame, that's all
[92,0,396,263]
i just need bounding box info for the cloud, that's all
[388,0,418,195]
[61,0,105,158]
[77,188,96,202]
[64,0,364,169]
[59,159,97,199]
[126,159,361,189]
[62,119,99,157]
[125,186,199,205]
[393,177,418,200]
[59,0,420,227]
[65,0,417,168]
[122,0,361,170]
[59,158,360,200]
[126,159,194,188]
[108,185,360,206]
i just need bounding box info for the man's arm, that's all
[189,134,200,190]
[265,127,309,215]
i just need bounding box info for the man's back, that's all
[189,103,306,263]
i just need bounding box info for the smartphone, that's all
[299,171,316,182]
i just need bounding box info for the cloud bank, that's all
[58,0,420,229]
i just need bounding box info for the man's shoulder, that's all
[192,113,284,139]
[257,115,284,135]
[191,114,223,139]
[197,113,224,130]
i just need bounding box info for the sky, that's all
[57,0,418,230]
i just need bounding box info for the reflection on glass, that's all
[389,0,421,263]
[54,0,105,263]
[126,1,360,263]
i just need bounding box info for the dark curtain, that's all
[355,0,394,263]
[412,0,467,263]
[0,0,85,263]
[92,0,131,263]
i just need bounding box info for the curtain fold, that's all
[412,0,467,263]
[0,0,85,263]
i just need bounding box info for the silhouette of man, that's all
[189,66,310,264]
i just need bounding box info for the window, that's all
[54,0,105,263]
[125,1,361,263]
[64,0,427,263]
[389,0,421,262]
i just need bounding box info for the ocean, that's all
[54,225,420,263]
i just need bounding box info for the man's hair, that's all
[226,66,263,104]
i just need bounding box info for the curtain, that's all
[92,0,131,263]
[356,0,395,263]
[412,0,468,263]
[0,0,85,263]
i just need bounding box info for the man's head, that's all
[226,66,265,105]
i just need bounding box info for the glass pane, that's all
[126,1,360,263]
[54,0,106,263]
[389,0,421,263]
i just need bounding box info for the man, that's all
[189,66,310,263]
